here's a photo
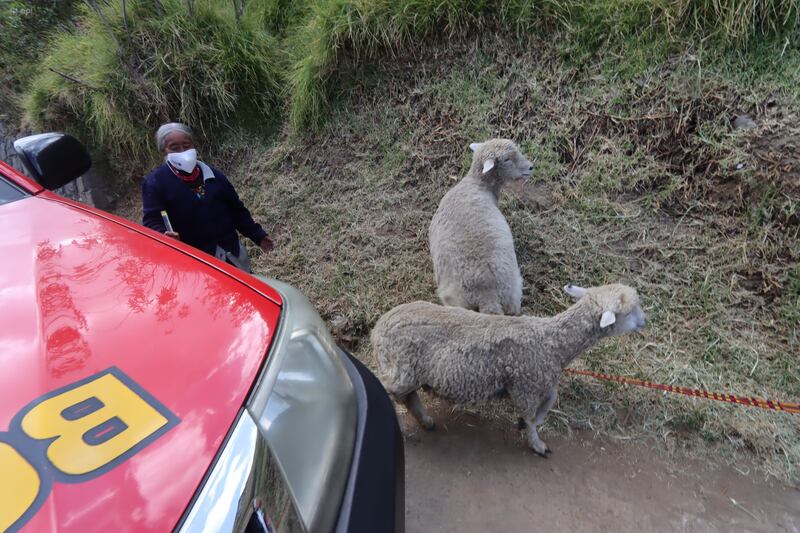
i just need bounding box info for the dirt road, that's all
[404,408,799,532]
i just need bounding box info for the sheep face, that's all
[564,283,646,336]
[469,139,534,183]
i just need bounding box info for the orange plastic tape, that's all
[564,368,800,414]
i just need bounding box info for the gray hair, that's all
[155,122,193,151]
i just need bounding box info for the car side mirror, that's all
[13,133,92,190]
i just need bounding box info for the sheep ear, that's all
[469,142,483,152]
[563,284,587,299]
[482,159,495,174]
[600,310,616,328]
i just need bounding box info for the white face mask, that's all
[166,148,198,174]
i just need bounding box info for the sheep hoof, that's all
[533,447,552,458]
[529,439,551,457]
[421,417,437,431]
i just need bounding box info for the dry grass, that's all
[114,34,799,483]
[284,0,800,131]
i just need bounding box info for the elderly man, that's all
[142,122,273,272]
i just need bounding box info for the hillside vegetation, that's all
[5,0,799,483]
[239,37,800,483]
[15,0,800,162]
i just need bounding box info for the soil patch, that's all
[404,408,800,532]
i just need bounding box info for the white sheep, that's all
[372,283,646,456]
[428,139,534,315]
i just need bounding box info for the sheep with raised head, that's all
[372,283,646,456]
[429,139,534,315]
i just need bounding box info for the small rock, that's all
[330,315,348,331]
[732,114,757,130]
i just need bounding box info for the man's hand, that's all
[259,236,275,253]
[165,231,180,240]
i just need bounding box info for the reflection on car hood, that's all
[0,196,281,532]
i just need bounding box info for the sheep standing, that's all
[372,283,646,456]
[429,139,534,315]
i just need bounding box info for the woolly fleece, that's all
[372,284,646,454]
[429,139,533,315]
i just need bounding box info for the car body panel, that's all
[0,189,282,532]
[0,160,43,194]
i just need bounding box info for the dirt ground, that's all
[403,407,800,533]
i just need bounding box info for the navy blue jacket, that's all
[142,162,267,256]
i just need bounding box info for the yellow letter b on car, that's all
[2,367,179,531]
[21,370,177,476]
[0,442,41,532]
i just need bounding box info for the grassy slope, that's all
[20,0,799,153]
[284,0,800,131]
[115,35,800,482]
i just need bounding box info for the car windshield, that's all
[0,175,28,206]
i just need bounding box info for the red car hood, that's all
[0,195,281,532]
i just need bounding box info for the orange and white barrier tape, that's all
[564,368,800,414]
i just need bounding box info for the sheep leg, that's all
[502,301,522,316]
[478,301,504,315]
[438,288,471,310]
[523,387,558,457]
[533,386,558,426]
[402,390,436,431]
[526,426,549,457]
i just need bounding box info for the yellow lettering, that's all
[0,441,40,531]
[21,373,169,476]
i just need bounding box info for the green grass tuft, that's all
[678,0,800,41]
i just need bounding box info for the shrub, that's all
[24,0,284,164]
[0,0,79,121]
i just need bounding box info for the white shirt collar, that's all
[197,161,215,182]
